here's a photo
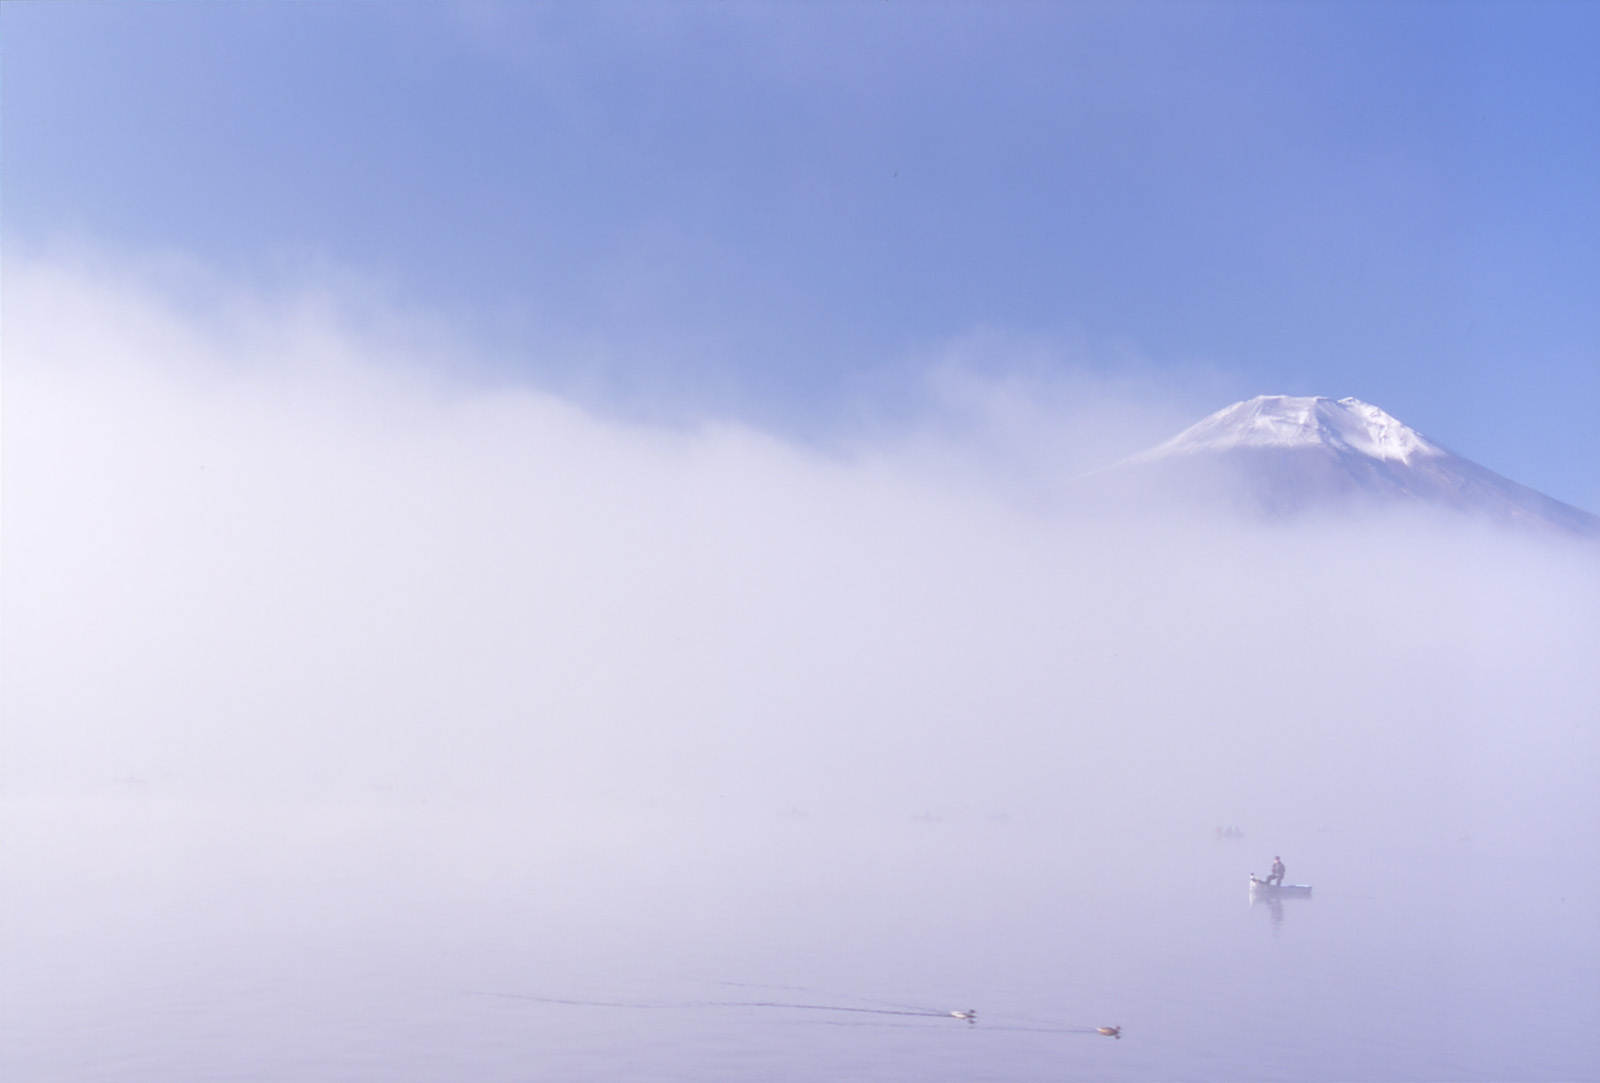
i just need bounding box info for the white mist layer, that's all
[6,253,1600,1081]
[4,257,1597,827]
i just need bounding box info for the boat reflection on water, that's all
[1249,875,1313,929]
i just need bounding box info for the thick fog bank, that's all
[5,257,1597,842]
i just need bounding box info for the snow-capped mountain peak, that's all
[1079,395,1600,537]
[1132,395,1444,465]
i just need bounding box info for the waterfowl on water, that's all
[1097,1026,1122,1039]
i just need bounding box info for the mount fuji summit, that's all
[1080,395,1600,536]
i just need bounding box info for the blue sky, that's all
[5,1,1598,509]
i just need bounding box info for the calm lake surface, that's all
[4,792,1596,1082]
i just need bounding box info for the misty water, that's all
[6,522,1598,1081]
[4,776,1597,1081]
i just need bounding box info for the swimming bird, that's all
[1097,1025,1122,1039]
[949,1009,977,1023]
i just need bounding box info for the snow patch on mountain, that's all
[1131,395,1445,465]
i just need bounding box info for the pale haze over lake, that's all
[4,261,1597,1081]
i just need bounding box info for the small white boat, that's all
[1249,875,1312,896]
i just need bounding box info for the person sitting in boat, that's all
[1266,856,1285,886]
